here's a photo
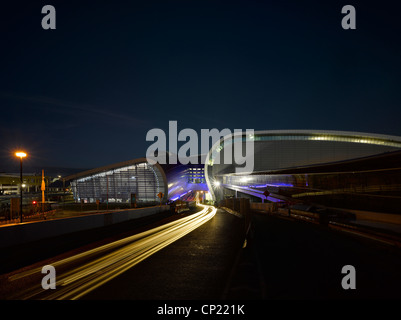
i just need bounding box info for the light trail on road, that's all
[8,204,216,300]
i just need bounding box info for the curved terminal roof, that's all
[205,129,401,166]
[251,129,401,146]
[204,130,401,200]
[63,157,167,186]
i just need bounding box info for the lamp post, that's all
[15,152,27,223]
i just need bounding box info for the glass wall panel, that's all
[71,162,165,203]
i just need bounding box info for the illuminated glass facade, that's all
[66,130,401,213]
[205,130,401,214]
[188,167,206,184]
[221,166,401,213]
[69,160,167,204]
[161,163,208,201]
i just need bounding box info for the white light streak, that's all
[9,205,217,300]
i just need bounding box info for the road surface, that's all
[1,205,245,300]
[225,211,401,299]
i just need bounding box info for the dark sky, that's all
[1,0,401,171]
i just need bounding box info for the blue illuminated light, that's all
[266,183,293,188]
[248,183,293,188]
[171,190,192,201]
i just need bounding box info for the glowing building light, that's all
[15,152,27,158]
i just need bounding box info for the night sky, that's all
[1,0,401,172]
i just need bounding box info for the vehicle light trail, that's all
[9,204,216,300]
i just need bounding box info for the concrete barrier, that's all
[250,202,273,213]
[250,202,401,226]
[0,205,170,248]
[346,209,401,225]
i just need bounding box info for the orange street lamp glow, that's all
[15,151,27,223]
[15,152,27,158]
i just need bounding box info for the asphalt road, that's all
[226,211,401,299]
[0,206,207,299]
[82,207,245,299]
[0,206,245,300]
[2,206,401,301]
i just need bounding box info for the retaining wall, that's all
[250,202,401,225]
[0,205,170,248]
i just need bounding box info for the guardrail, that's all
[0,218,20,225]
[328,221,401,247]
[250,202,401,248]
[0,210,57,225]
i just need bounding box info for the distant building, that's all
[65,130,401,214]
[0,173,50,195]
[65,158,168,204]
[205,130,401,214]
[160,155,210,202]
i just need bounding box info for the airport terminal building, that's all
[66,130,401,214]
[67,158,168,205]
[205,130,401,214]
[65,157,209,205]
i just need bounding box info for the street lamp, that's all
[15,151,27,223]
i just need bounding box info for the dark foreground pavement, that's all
[3,206,401,302]
[83,209,245,299]
[225,211,401,300]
